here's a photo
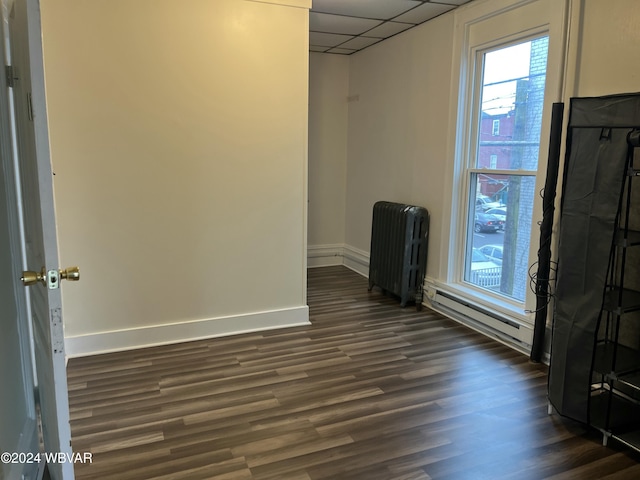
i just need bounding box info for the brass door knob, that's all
[60,266,80,281]
[21,266,80,287]
[21,267,46,286]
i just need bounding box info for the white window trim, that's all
[438,0,570,328]
[492,119,500,136]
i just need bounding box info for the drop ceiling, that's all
[310,0,474,55]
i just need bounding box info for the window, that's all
[438,0,566,347]
[465,37,549,302]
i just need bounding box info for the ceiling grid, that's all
[310,0,473,55]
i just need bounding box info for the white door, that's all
[0,87,40,480]
[7,0,74,479]
[0,6,40,480]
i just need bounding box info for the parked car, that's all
[471,248,496,268]
[484,207,507,226]
[476,195,505,211]
[479,244,503,265]
[470,248,501,288]
[474,212,504,233]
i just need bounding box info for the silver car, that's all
[479,244,503,265]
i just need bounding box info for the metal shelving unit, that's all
[591,130,640,452]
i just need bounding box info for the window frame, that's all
[439,0,568,328]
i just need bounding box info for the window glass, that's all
[474,38,549,171]
[464,37,548,302]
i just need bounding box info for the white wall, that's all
[574,0,640,97]
[344,13,455,279]
[41,0,311,356]
[307,53,349,266]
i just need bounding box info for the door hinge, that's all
[5,64,17,87]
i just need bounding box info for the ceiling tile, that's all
[309,31,355,48]
[311,0,422,20]
[338,36,382,51]
[310,45,329,52]
[364,21,414,38]
[393,2,455,24]
[310,12,383,35]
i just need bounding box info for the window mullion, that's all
[468,168,537,176]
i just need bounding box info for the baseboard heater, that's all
[430,290,534,347]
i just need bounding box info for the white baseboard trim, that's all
[307,243,370,277]
[65,305,310,358]
[307,244,345,268]
[343,245,369,277]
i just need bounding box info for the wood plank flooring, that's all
[66,266,640,479]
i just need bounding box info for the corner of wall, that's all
[307,243,369,278]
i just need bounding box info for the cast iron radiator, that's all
[368,201,429,309]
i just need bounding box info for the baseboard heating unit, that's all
[429,289,534,350]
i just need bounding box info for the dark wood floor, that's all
[66,266,639,479]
